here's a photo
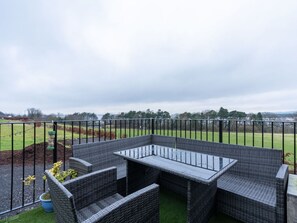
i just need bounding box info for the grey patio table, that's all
[114,144,237,223]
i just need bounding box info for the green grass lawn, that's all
[1,123,296,171]
[160,189,187,222]
[0,123,81,151]
[1,122,296,153]
[113,127,297,153]
[0,190,239,223]
[153,130,296,152]
[0,207,55,223]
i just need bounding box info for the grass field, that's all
[0,123,296,170]
[0,123,296,153]
[153,130,296,152]
[0,207,55,223]
[115,128,296,153]
[0,123,81,151]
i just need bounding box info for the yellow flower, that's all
[24,161,77,185]
[23,175,36,186]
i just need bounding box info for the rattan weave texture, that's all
[152,135,289,223]
[45,167,159,223]
[72,135,288,223]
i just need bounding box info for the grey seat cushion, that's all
[77,193,123,222]
[217,173,276,207]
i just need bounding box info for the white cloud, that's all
[1,0,297,114]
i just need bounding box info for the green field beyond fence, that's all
[87,125,296,153]
[0,123,80,151]
[0,121,296,171]
[0,123,296,153]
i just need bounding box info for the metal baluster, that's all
[71,121,74,145]
[109,120,112,140]
[212,120,214,142]
[195,120,197,140]
[262,121,264,147]
[200,120,203,140]
[184,120,187,139]
[206,120,208,141]
[190,120,192,139]
[180,120,182,138]
[252,121,255,146]
[271,122,274,149]
[244,121,246,146]
[22,123,26,206]
[99,120,101,141]
[86,121,88,143]
[127,119,130,138]
[125,120,127,138]
[236,121,238,145]
[115,120,117,139]
[79,121,81,144]
[33,123,36,202]
[104,120,107,141]
[228,120,231,144]
[294,122,296,174]
[10,124,14,210]
[282,122,285,162]
[92,121,95,142]
[63,122,66,170]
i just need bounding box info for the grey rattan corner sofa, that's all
[72,135,289,223]
[45,166,159,223]
[153,135,289,223]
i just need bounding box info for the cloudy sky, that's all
[1,1,297,115]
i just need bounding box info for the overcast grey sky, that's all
[1,0,297,115]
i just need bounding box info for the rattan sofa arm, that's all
[276,164,289,181]
[69,157,93,176]
[275,164,289,223]
[63,167,117,210]
[81,183,160,223]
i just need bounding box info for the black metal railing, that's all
[0,118,296,216]
[153,119,297,173]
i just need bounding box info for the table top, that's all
[114,144,237,184]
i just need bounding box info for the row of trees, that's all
[102,109,170,120]
[25,108,98,121]
[178,107,263,121]
[101,107,264,121]
[2,107,297,122]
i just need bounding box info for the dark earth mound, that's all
[0,142,72,166]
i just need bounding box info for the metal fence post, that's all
[53,121,58,163]
[219,120,223,143]
[152,118,155,135]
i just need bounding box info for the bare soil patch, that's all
[0,142,72,166]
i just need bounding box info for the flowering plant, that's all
[23,161,77,200]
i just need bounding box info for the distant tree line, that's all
[177,107,263,121]
[0,108,98,122]
[2,107,297,122]
[101,107,264,121]
[101,109,170,120]
[64,112,98,121]
[25,108,98,121]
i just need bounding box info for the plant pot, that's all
[39,192,53,213]
[48,130,56,136]
[47,145,55,150]
[47,130,55,150]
